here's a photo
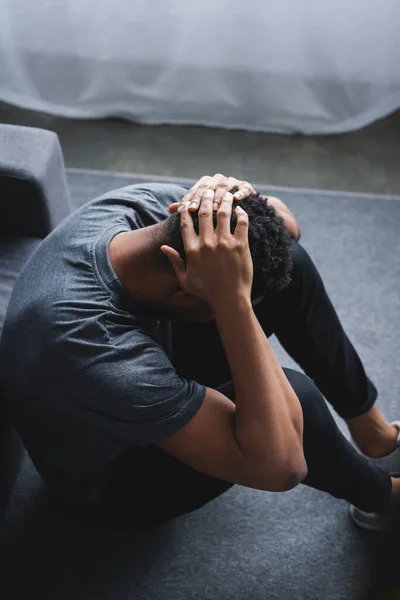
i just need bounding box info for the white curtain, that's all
[1,0,399,134]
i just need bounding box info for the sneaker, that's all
[370,421,400,476]
[349,424,400,533]
[349,504,397,533]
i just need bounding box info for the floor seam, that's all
[66,168,400,202]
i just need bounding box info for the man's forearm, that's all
[262,196,301,240]
[214,298,306,488]
[279,210,301,241]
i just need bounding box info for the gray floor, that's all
[1,101,400,194]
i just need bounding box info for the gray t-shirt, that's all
[0,183,206,505]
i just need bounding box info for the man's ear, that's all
[160,245,186,283]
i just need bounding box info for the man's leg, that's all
[94,372,393,526]
[171,324,394,516]
[255,240,398,458]
[283,368,393,512]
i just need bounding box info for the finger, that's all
[226,177,244,196]
[168,202,180,214]
[213,179,230,209]
[181,176,213,211]
[234,206,249,240]
[180,177,208,206]
[179,203,197,250]
[216,192,234,236]
[232,182,255,201]
[209,173,228,210]
[187,174,226,211]
[197,188,215,238]
[160,246,186,282]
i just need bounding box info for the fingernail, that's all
[189,201,198,209]
[234,192,242,199]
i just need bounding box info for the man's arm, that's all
[160,299,306,491]
[262,195,301,241]
[159,191,306,492]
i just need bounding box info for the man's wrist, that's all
[212,294,253,323]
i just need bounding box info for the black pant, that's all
[95,240,391,526]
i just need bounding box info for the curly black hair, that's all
[165,188,293,298]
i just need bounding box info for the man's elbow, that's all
[260,457,308,492]
[288,215,302,242]
[278,463,308,491]
[294,220,302,242]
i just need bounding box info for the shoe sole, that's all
[349,505,393,533]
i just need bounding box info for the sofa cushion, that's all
[0,234,42,333]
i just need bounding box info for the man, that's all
[1,173,399,531]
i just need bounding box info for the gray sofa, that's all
[0,123,72,520]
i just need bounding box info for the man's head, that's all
[114,190,293,322]
[165,190,292,302]
[114,188,292,321]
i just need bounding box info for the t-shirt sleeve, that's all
[98,183,190,226]
[70,329,206,447]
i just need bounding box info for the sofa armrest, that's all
[0,124,72,238]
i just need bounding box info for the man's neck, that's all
[108,225,174,304]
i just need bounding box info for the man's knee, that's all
[290,240,316,276]
[288,240,324,297]
[283,368,325,416]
